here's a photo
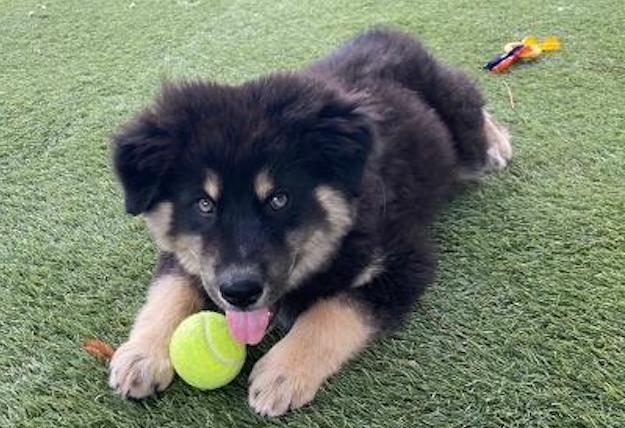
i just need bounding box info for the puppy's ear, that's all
[112,111,177,215]
[309,95,375,194]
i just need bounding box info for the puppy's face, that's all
[113,75,372,343]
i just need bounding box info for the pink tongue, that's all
[225,308,271,345]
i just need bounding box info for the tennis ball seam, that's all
[202,316,240,367]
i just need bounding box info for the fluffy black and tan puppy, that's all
[108,29,511,416]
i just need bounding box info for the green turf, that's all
[1,0,624,426]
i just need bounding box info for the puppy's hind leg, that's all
[457,110,512,181]
[482,110,512,172]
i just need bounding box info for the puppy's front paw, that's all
[108,340,174,399]
[248,345,321,417]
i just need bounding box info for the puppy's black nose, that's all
[220,279,263,308]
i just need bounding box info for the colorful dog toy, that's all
[484,36,562,73]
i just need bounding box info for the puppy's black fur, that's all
[115,29,489,327]
[277,30,490,329]
[111,29,507,411]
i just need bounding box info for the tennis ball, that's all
[169,311,246,390]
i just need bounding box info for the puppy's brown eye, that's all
[196,198,215,215]
[269,192,289,211]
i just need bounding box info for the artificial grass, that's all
[1,0,624,426]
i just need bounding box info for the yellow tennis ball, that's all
[169,311,246,390]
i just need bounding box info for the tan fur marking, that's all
[172,235,219,305]
[249,295,374,416]
[197,252,221,306]
[144,204,217,294]
[203,169,221,201]
[173,234,203,275]
[287,186,354,287]
[144,202,174,252]
[109,274,203,398]
[254,169,274,201]
[127,275,203,347]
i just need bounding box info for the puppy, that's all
[108,29,511,416]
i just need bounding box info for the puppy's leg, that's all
[482,110,512,171]
[457,110,512,180]
[249,295,375,416]
[109,273,203,398]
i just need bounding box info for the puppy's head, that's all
[112,75,373,343]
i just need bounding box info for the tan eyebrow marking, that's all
[254,169,274,201]
[203,169,221,200]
